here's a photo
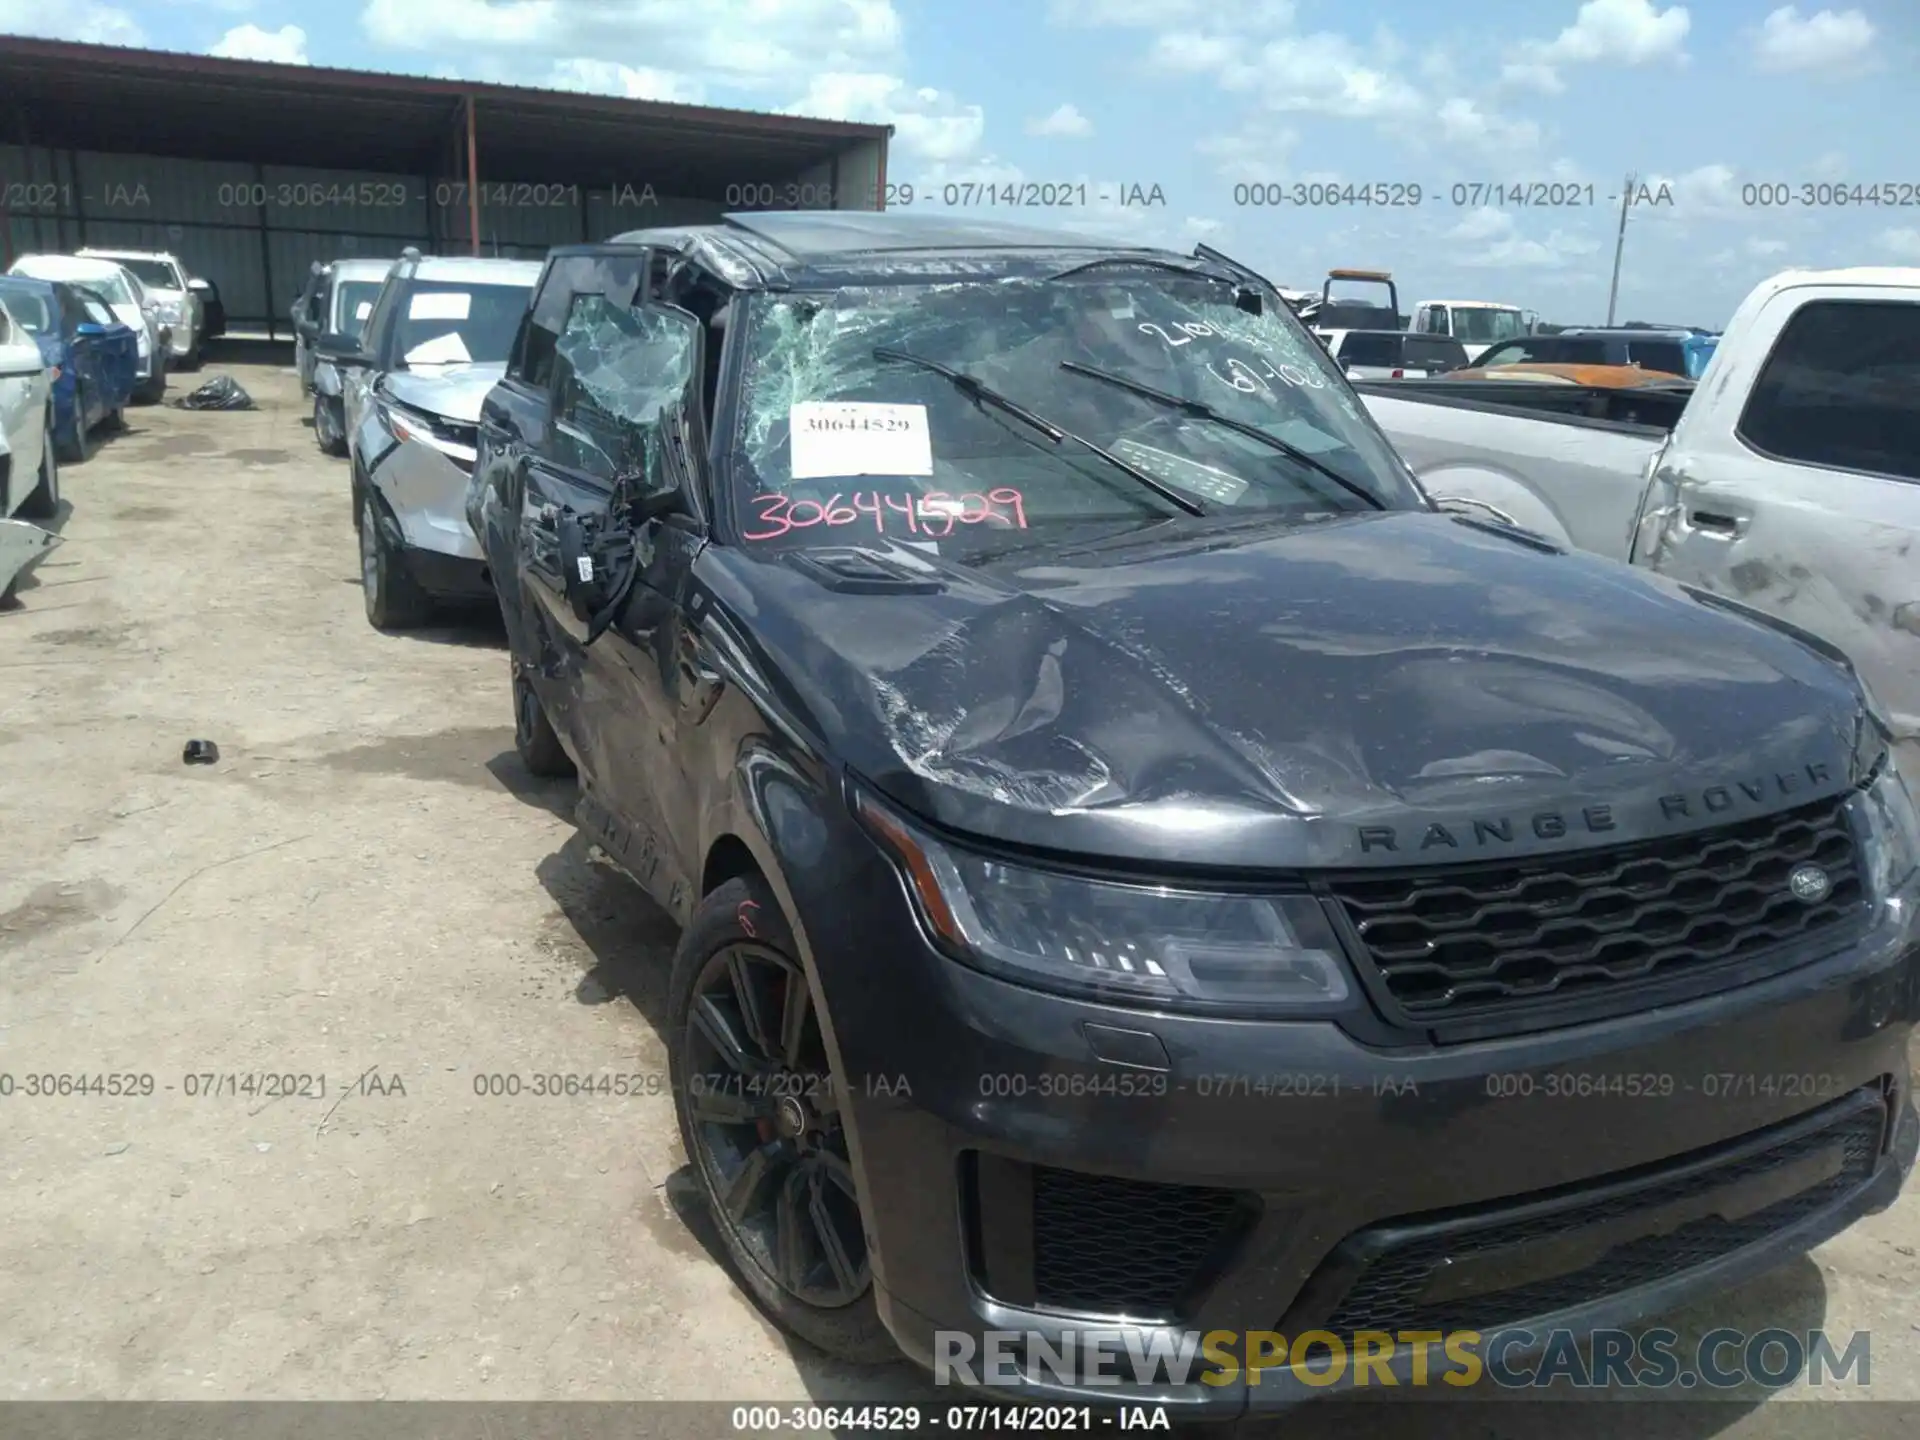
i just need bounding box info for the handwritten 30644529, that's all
[743,488,1028,541]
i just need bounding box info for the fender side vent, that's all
[784,548,947,594]
[1450,513,1565,554]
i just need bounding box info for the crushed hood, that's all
[380,362,506,424]
[704,511,1864,870]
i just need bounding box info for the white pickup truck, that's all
[1358,266,1920,746]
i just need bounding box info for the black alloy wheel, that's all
[682,941,868,1309]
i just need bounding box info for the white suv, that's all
[77,248,206,369]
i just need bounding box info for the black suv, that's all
[467,212,1920,1416]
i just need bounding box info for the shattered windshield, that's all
[729,274,1416,554]
[1451,307,1529,345]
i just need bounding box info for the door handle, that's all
[1689,510,1746,537]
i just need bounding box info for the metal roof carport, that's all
[0,36,890,336]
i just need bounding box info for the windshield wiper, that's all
[871,346,1207,517]
[1057,361,1386,512]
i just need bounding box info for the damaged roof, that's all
[612,210,1191,289]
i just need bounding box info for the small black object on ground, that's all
[182,740,220,764]
[171,376,255,411]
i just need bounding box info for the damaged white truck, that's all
[1359,266,1920,756]
[0,298,58,601]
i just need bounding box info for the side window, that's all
[1559,338,1609,364]
[359,279,403,363]
[549,293,699,497]
[1430,306,1451,336]
[1626,340,1684,375]
[1737,299,1920,483]
[54,285,86,337]
[1478,341,1533,367]
[515,252,651,388]
[512,261,568,388]
[1408,337,1465,371]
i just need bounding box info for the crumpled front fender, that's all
[313,359,344,399]
[0,519,62,599]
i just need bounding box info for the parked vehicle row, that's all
[297,248,543,628]
[284,213,1920,1412]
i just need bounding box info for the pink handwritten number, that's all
[882,494,919,533]
[742,495,792,540]
[742,489,1029,540]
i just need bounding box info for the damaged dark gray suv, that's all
[468,212,1920,1416]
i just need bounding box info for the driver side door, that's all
[524,282,705,909]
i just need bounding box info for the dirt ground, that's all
[1,349,1917,1436]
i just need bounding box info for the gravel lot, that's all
[1,349,1916,1436]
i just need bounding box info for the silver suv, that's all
[77,248,206,369]
[317,249,542,629]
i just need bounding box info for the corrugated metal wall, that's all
[3,145,867,335]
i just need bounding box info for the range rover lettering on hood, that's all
[1357,761,1838,853]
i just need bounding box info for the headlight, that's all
[854,790,1355,1015]
[1858,763,1920,901]
[155,300,183,324]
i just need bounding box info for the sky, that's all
[3,0,1917,327]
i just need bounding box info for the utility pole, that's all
[1606,171,1635,326]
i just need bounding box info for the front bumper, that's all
[365,436,484,564]
[806,828,1920,1418]
[166,318,197,358]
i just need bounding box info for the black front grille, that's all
[1031,1167,1249,1317]
[1329,795,1865,1025]
[1317,1086,1886,1335]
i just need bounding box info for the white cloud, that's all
[1027,103,1094,138]
[1050,0,1294,26]
[1196,128,1301,185]
[1440,206,1604,270]
[1747,238,1790,257]
[545,58,706,104]
[361,0,906,92]
[1504,0,1691,93]
[1752,7,1875,74]
[0,1,145,44]
[209,23,308,63]
[1434,98,1543,154]
[786,73,983,161]
[1147,32,1236,72]
[1881,228,1920,262]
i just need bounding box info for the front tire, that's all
[19,412,60,519]
[512,660,575,777]
[314,393,347,457]
[55,388,90,464]
[668,875,897,1365]
[360,490,433,630]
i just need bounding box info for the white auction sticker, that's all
[409,290,472,321]
[354,301,373,320]
[789,402,932,480]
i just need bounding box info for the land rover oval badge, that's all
[1789,864,1832,902]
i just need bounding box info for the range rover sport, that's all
[466,212,1920,1418]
